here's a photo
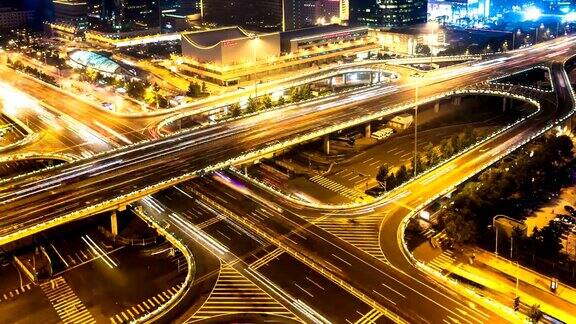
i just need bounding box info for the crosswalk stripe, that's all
[40,276,95,324]
[190,265,297,321]
[309,175,365,200]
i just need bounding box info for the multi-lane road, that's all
[0,34,575,322]
[0,36,575,243]
[152,58,573,322]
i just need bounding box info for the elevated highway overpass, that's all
[0,36,574,247]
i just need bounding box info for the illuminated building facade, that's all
[201,0,284,31]
[427,0,481,23]
[178,24,376,85]
[97,0,160,31]
[350,0,427,27]
[201,0,348,31]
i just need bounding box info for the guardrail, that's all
[397,59,576,324]
[188,187,407,324]
[229,87,543,211]
[130,206,196,323]
[0,82,544,246]
[156,69,399,136]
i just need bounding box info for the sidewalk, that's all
[419,245,576,322]
[475,251,576,305]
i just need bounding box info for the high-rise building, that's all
[350,0,427,27]
[284,0,317,30]
[201,0,348,31]
[53,0,88,24]
[0,0,53,29]
[95,0,160,31]
[202,0,284,31]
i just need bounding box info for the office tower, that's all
[202,0,284,31]
[350,0,427,27]
[98,0,160,31]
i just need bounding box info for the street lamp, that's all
[535,23,545,44]
[493,215,499,255]
[511,29,521,50]
[414,81,419,176]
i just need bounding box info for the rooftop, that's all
[68,50,121,74]
[280,24,366,41]
[181,27,253,48]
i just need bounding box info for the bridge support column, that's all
[453,96,461,106]
[434,101,440,113]
[323,134,330,155]
[111,210,118,237]
[369,72,373,84]
[502,97,508,112]
[364,123,371,138]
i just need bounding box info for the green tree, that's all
[201,81,207,93]
[301,84,312,99]
[187,82,201,97]
[246,96,259,113]
[376,165,389,188]
[416,44,431,56]
[290,87,301,102]
[277,96,286,106]
[386,172,398,189]
[229,103,241,117]
[440,138,455,158]
[442,210,477,245]
[262,95,273,109]
[396,165,410,184]
[527,304,542,323]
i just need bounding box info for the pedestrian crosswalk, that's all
[0,283,33,302]
[313,214,387,262]
[309,175,366,201]
[110,283,183,323]
[188,265,297,322]
[354,308,384,324]
[40,276,96,324]
[427,250,457,273]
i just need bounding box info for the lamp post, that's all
[414,82,419,177]
[535,23,544,44]
[512,29,520,50]
[493,215,499,255]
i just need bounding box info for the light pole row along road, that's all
[0,35,575,322]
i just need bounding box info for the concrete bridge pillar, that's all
[323,134,330,155]
[111,210,118,237]
[453,97,461,106]
[434,101,440,113]
[502,97,508,112]
[365,123,371,138]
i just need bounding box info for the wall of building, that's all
[202,0,283,31]
[221,33,281,65]
[0,8,35,29]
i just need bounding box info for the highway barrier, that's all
[229,85,544,211]
[131,206,196,324]
[188,187,408,324]
[397,59,576,323]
